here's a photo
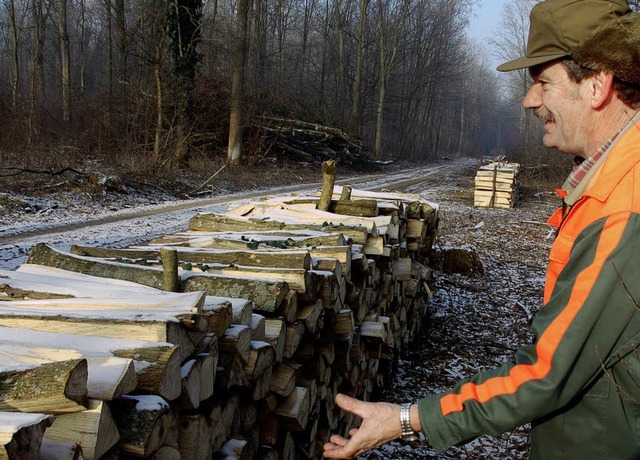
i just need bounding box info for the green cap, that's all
[497,0,632,72]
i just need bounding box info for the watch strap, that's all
[400,403,415,437]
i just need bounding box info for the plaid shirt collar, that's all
[561,132,620,206]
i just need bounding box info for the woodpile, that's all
[0,176,439,459]
[255,117,369,166]
[473,161,520,208]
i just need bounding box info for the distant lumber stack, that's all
[0,177,440,459]
[473,161,520,208]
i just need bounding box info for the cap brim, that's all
[497,53,569,72]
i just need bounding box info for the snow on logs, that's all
[0,184,438,460]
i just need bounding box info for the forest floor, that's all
[0,155,564,459]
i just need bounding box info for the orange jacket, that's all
[419,119,640,459]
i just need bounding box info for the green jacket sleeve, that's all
[418,212,640,452]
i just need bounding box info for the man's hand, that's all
[322,393,403,459]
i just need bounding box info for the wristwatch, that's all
[400,403,420,442]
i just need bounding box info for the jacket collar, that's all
[583,112,640,203]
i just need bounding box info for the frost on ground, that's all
[361,162,560,459]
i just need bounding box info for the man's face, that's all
[523,61,592,157]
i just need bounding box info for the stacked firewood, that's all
[0,182,438,460]
[255,117,367,166]
[473,161,520,208]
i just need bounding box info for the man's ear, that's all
[590,72,614,109]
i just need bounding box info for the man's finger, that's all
[328,434,349,447]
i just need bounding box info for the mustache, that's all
[534,107,554,122]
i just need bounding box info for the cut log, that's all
[0,412,53,460]
[220,324,252,364]
[178,413,213,460]
[318,160,336,211]
[281,289,298,323]
[244,341,275,381]
[44,399,119,460]
[252,313,266,341]
[274,386,310,431]
[210,298,248,328]
[269,362,297,397]
[0,325,180,401]
[0,265,206,312]
[183,274,288,314]
[331,199,379,217]
[112,346,182,401]
[27,243,167,290]
[202,298,233,337]
[297,299,323,334]
[283,322,305,359]
[201,265,314,295]
[264,319,286,363]
[179,357,202,411]
[251,364,273,401]
[333,309,355,343]
[86,357,137,401]
[160,248,179,292]
[0,313,197,363]
[111,395,176,458]
[72,245,313,270]
[0,358,87,414]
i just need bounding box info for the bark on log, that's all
[160,248,179,292]
[331,199,379,217]
[72,245,313,271]
[0,359,88,414]
[183,274,288,314]
[111,395,176,458]
[28,243,166,290]
[318,160,336,212]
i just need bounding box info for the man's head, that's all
[498,0,634,74]
[499,0,640,156]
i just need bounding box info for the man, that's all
[323,0,640,458]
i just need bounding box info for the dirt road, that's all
[0,162,457,270]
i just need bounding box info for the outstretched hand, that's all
[322,393,403,459]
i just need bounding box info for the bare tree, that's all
[227,0,251,164]
[350,0,369,135]
[168,0,203,168]
[373,0,411,158]
[58,0,71,124]
[490,0,539,146]
[6,0,20,114]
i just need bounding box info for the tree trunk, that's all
[351,0,369,135]
[59,0,71,124]
[8,0,20,115]
[227,0,251,164]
